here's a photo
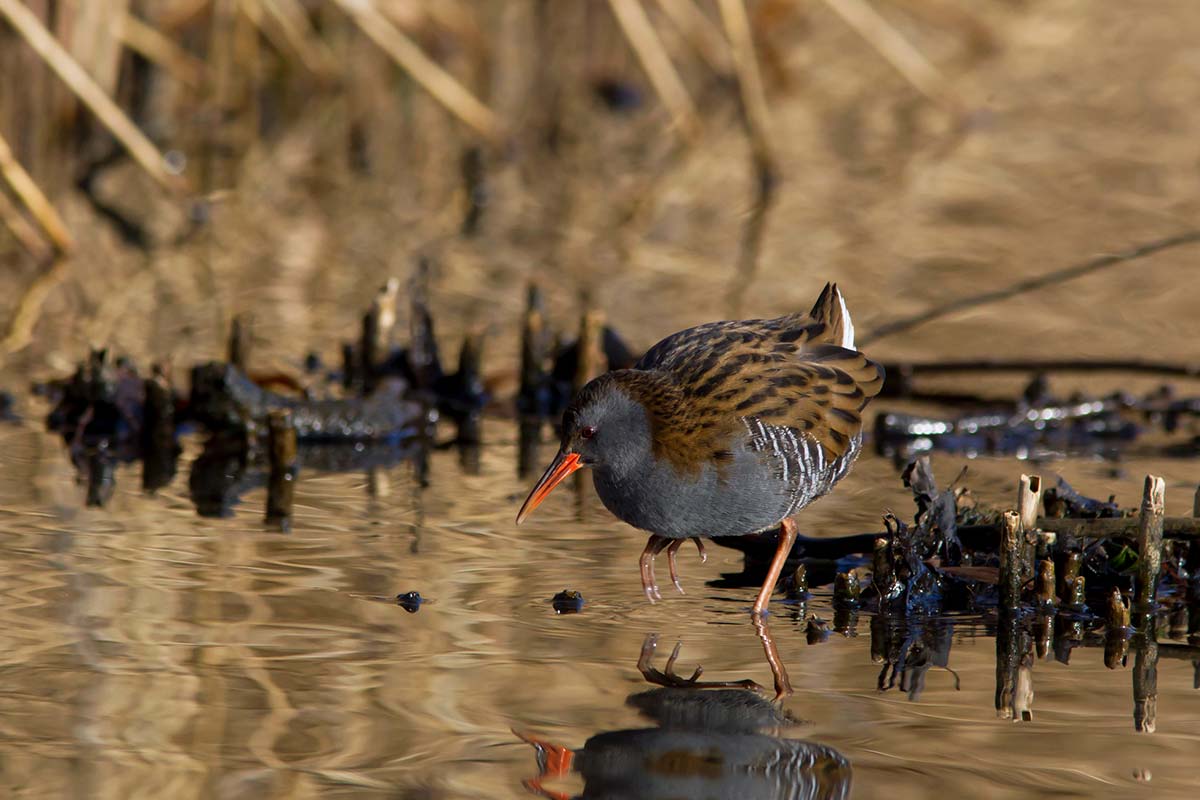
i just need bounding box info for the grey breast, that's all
[592,425,861,540]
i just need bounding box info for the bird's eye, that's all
[580,425,597,440]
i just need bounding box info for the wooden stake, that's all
[0,132,73,254]
[1135,475,1166,611]
[0,0,188,195]
[608,0,701,141]
[331,0,504,146]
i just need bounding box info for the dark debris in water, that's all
[552,589,585,614]
[396,591,424,613]
[871,374,1198,462]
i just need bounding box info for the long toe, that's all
[666,541,686,595]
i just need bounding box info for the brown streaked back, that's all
[621,284,884,475]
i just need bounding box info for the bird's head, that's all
[516,372,656,524]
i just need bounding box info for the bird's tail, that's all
[808,282,856,351]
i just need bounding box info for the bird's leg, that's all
[639,534,671,602]
[752,612,794,700]
[751,518,798,616]
[665,536,709,595]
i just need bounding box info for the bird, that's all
[516,283,884,618]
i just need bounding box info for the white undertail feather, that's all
[835,287,855,350]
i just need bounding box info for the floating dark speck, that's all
[551,589,585,614]
[396,591,424,613]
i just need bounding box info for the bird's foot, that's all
[637,634,764,692]
[664,536,708,594]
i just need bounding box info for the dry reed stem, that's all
[332,0,504,146]
[116,11,206,88]
[655,0,733,75]
[717,0,778,317]
[0,188,53,264]
[0,132,73,254]
[252,0,339,79]
[820,0,958,111]
[1,259,68,354]
[0,0,188,195]
[608,0,701,141]
[717,0,774,163]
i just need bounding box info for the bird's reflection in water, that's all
[515,636,851,800]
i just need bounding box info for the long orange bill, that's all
[516,451,583,524]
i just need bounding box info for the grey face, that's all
[561,381,653,475]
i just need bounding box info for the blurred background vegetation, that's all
[1,0,1198,391]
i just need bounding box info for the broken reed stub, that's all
[1065,575,1087,610]
[786,562,808,599]
[265,409,298,531]
[573,308,607,395]
[1059,550,1083,603]
[833,571,861,606]
[520,283,549,404]
[228,313,251,372]
[999,510,1023,609]
[1133,638,1158,733]
[1017,474,1043,532]
[361,278,400,391]
[1135,475,1166,612]
[1107,588,1131,630]
[1034,559,1057,607]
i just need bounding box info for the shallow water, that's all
[1,410,1197,800]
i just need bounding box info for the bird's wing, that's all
[633,291,883,472]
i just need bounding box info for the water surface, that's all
[0,415,1197,799]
